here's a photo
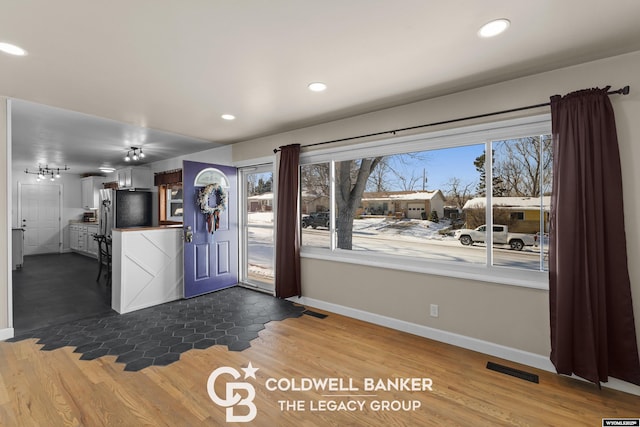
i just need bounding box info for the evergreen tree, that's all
[473,150,505,196]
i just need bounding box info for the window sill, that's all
[159,220,183,226]
[301,247,549,290]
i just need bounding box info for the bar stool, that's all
[93,234,112,285]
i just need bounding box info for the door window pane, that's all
[246,171,274,289]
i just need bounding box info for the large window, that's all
[299,115,552,288]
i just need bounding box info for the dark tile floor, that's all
[8,286,307,371]
[12,253,115,334]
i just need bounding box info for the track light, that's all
[25,164,70,181]
[124,151,131,162]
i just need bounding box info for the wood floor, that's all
[1,308,638,426]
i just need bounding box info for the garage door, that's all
[407,203,424,219]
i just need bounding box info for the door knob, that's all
[184,226,193,243]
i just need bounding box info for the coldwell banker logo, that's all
[208,362,433,423]
[207,362,259,422]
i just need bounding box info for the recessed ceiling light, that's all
[478,19,510,38]
[221,114,236,120]
[99,167,116,173]
[308,82,327,92]
[0,42,28,56]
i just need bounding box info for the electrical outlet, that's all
[430,304,439,318]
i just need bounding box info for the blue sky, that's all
[387,144,486,192]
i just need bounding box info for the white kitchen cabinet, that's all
[81,176,106,209]
[70,224,80,251]
[69,223,99,259]
[116,167,152,189]
[77,226,87,251]
[86,224,99,257]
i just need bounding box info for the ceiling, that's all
[3,1,640,175]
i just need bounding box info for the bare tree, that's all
[493,136,552,197]
[397,172,423,191]
[366,153,428,192]
[444,177,475,210]
[300,163,330,198]
[366,160,390,192]
[336,158,382,249]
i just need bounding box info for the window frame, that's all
[158,183,183,225]
[166,187,183,222]
[299,114,552,290]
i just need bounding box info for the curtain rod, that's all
[273,85,630,153]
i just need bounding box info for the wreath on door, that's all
[197,183,226,234]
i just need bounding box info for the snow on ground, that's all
[248,212,458,243]
[352,217,456,243]
[248,211,274,225]
[246,213,548,279]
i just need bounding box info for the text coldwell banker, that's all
[265,377,433,392]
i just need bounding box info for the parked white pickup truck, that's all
[453,225,536,251]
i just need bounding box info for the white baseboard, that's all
[294,296,640,397]
[0,328,14,341]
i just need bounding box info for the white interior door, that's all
[19,183,62,255]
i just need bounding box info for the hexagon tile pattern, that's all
[7,287,306,371]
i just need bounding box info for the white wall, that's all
[149,144,233,174]
[1,97,9,334]
[231,51,640,391]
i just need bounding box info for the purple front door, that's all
[183,160,238,298]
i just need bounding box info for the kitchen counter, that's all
[113,224,182,232]
[111,227,183,314]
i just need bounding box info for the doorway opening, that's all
[10,113,114,336]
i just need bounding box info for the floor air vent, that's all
[303,310,328,319]
[486,361,539,383]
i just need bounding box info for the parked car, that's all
[302,212,330,229]
[453,224,536,251]
[534,232,549,247]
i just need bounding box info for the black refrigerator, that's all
[99,189,153,236]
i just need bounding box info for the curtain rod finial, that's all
[622,85,630,95]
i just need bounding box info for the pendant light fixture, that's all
[124,147,145,162]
